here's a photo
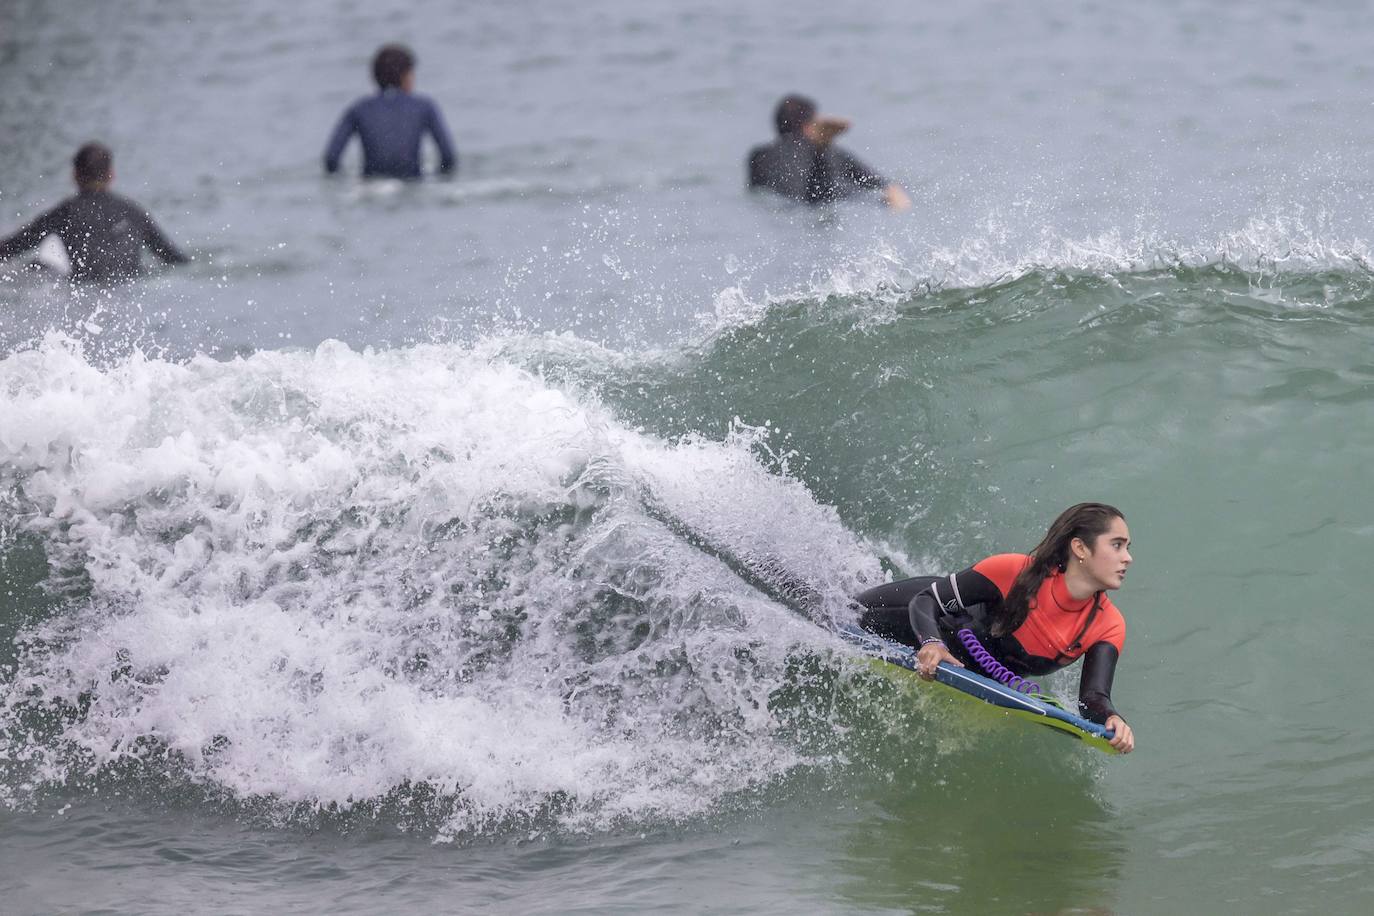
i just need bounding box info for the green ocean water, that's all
[4,258,1373,913]
[539,260,1374,910]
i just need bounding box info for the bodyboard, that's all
[839,623,1119,755]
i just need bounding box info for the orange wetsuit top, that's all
[898,553,1126,724]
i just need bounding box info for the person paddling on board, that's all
[855,502,1136,753]
[747,94,911,211]
[323,43,457,180]
[0,143,189,283]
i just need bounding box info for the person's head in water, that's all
[993,503,1131,635]
[73,142,113,192]
[774,94,818,136]
[373,43,416,91]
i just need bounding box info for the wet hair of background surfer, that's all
[774,94,817,135]
[73,142,112,191]
[373,44,415,89]
[991,503,1126,636]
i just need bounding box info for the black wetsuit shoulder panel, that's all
[747,136,886,204]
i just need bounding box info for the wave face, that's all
[0,336,890,836]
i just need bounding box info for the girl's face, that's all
[1076,517,1132,591]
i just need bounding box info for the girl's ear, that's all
[1069,536,1089,561]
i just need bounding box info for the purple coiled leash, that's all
[956,628,1042,695]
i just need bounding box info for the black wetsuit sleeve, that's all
[908,568,1004,643]
[323,106,358,174]
[425,100,458,175]
[835,148,885,191]
[138,207,188,265]
[0,202,65,261]
[1077,642,1122,725]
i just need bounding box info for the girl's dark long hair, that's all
[991,502,1125,636]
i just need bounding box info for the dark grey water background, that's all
[3,1,1374,913]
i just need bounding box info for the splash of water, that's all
[0,334,891,835]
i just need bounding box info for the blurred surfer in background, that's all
[748,94,911,211]
[0,142,189,283]
[323,43,457,180]
[855,502,1136,753]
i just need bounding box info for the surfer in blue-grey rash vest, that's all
[748,94,912,211]
[855,503,1137,753]
[323,43,457,179]
[0,142,189,283]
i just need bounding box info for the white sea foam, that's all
[0,334,887,833]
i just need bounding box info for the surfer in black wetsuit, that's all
[747,94,911,210]
[323,44,457,180]
[0,143,189,283]
[856,503,1136,753]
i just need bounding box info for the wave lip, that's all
[698,217,1374,338]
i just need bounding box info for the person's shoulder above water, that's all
[747,134,812,191]
[82,187,145,218]
[745,137,777,178]
[349,87,439,115]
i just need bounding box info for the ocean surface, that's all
[3,0,1374,913]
